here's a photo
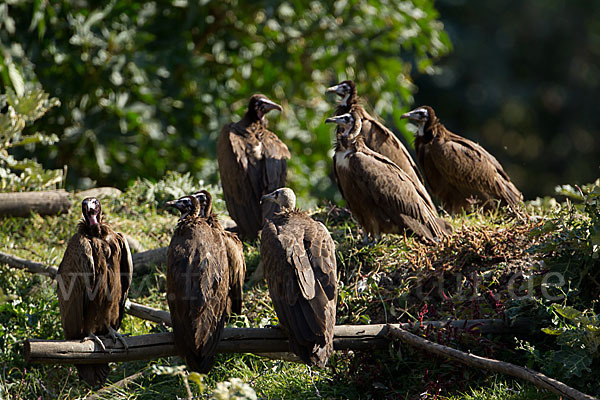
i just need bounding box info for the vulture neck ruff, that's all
[334,117,363,170]
[420,116,442,143]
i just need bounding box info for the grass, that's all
[0,178,590,399]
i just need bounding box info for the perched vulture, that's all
[260,188,337,367]
[325,112,450,243]
[193,190,246,315]
[217,94,291,240]
[402,105,523,213]
[165,195,229,372]
[56,197,133,387]
[326,80,428,192]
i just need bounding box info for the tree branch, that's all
[25,320,530,365]
[386,325,597,400]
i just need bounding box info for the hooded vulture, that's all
[193,190,246,315]
[56,197,133,387]
[260,188,337,367]
[402,105,523,213]
[165,195,229,372]
[326,80,428,192]
[217,94,291,241]
[325,112,450,243]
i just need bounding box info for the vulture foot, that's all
[83,333,106,352]
[107,326,129,352]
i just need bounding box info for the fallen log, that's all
[0,251,58,277]
[131,247,168,272]
[125,300,172,326]
[24,319,530,365]
[387,325,597,400]
[0,190,72,217]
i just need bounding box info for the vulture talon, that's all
[83,333,107,352]
[107,325,128,352]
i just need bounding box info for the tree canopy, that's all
[0,0,450,202]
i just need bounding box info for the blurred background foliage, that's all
[411,0,600,200]
[1,0,598,203]
[0,0,449,205]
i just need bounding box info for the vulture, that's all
[326,80,428,191]
[165,195,229,372]
[217,94,291,240]
[193,190,246,315]
[401,105,523,213]
[325,112,450,243]
[56,197,133,387]
[260,188,337,367]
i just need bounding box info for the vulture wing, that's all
[217,124,262,239]
[167,221,229,373]
[359,109,426,184]
[262,213,336,367]
[437,132,522,207]
[348,148,444,241]
[115,232,133,329]
[259,130,290,222]
[57,233,94,340]
[223,231,246,315]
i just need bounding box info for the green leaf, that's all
[8,63,24,98]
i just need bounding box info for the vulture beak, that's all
[258,98,282,113]
[260,192,277,205]
[401,110,420,121]
[164,199,177,208]
[325,115,344,125]
[325,84,345,96]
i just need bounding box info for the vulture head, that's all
[401,105,436,137]
[325,111,361,140]
[260,187,296,211]
[81,197,103,233]
[326,80,357,107]
[247,94,282,124]
[165,195,201,220]
[192,190,213,218]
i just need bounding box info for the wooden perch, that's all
[24,319,530,365]
[386,325,597,400]
[0,190,72,217]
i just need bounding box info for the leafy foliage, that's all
[413,0,600,200]
[511,181,600,395]
[0,74,63,191]
[0,0,450,200]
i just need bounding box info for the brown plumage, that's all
[402,105,523,213]
[260,188,337,367]
[165,195,229,372]
[56,197,133,387]
[326,80,428,191]
[217,94,291,240]
[193,190,246,315]
[326,112,450,243]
